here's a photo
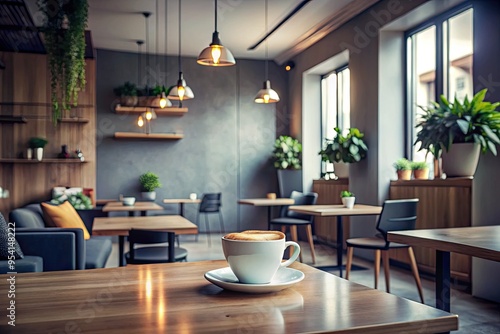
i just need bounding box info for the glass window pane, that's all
[448,9,473,101]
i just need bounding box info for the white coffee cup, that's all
[189,193,197,200]
[222,230,300,284]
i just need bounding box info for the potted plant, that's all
[38,0,88,124]
[340,190,355,209]
[114,81,138,107]
[139,171,162,201]
[411,161,429,180]
[28,137,48,161]
[392,158,412,180]
[415,89,500,177]
[319,127,368,178]
[272,136,302,197]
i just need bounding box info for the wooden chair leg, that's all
[407,247,425,303]
[374,250,381,289]
[289,225,302,263]
[382,250,390,293]
[345,247,353,280]
[305,224,316,264]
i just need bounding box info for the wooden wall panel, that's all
[389,178,472,283]
[0,52,96,217]
[313,179,350,246]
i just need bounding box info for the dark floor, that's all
[106,233,500,333]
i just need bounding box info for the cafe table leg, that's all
[179,203,185,216]
[436,250,451,312]
[119,236,125,266]
[337,215,344,277]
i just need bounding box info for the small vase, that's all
[35,147,43,161]
[58,145,70,159]
[26,148,33,159]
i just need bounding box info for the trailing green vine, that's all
[38,0,88,124]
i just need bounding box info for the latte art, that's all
[224,230,284,241]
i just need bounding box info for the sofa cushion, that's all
[41,201,90,239]
[85,236,112,269]
[0,256,43,274]
[0,213,24,260]
[9,206,45,228]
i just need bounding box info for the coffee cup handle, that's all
[280,241,301,267]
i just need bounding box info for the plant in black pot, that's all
[139,171,162,201]
[114,81,138,107]
[272,136,302,198]
[319,127,368,178]
[415,88,500,177]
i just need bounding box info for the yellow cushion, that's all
[41,201,90,240]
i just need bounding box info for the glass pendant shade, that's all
[167,72,194,101]
[197,32,235,66]
[254,80,280,103]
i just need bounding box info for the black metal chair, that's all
[196,193,224,246]
[269,190,318,263]
[345,198,424,303]
[125,229,188,264]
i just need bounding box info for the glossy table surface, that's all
[102,201,164,212]
[238,198,295,206]
[0,260,458,333]
[92,215,198,236]
[289,204,382,216]
[388,225,500,261]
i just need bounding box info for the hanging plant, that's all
[38,0,88,124]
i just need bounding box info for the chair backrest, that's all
[277,170,303,198]
[376,198,419,241]
[199,193,222,213]
[128,228,175,261]
[282,190,318,221]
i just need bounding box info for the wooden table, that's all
[102,201,164,216]
[238,198,295,229]
[388,225,500,312]
[163,198,201,216]
[0,260,458,333]
[289,204,382,277]
[93,215,198,266]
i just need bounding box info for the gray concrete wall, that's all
[95,49,287,232]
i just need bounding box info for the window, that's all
[321,66,350,174]
[406,5,473,163]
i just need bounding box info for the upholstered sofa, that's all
[5,204,112,272]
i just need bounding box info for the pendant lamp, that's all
[197,0,235,66]
[255,0,280,104]
[167,0,194,106]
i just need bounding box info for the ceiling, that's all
[19,0,380,64]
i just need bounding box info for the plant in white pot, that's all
[340,190,355,209]
[415,89,500,177]
[319,127,368,178]
[139,172,161,201]
[28,137,48,161]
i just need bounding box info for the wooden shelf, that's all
[0,158,87,164]
[0,116,27,123]
[58,117,90,123]
[114,105,188,116]
[113,132,184,140]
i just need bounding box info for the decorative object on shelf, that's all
[167,0,194,106]
[393,158,412,180]
[197,0,235,66]
[340,190,355,209]
[58,145,71,159]
[272,135,302,170]
[254,0,279,104]
[415,88,500,177]
[28,137,48,161]
[139,171,162,201]
[51,191,93,210]
[114,81,138,107]
[26,148,33,159]
[0,186,9,199]
[319,127,368,178]
[75,149,85,162]
[411,161,429,180]
[38,0,88,124]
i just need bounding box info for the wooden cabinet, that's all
[312,179,350,246]
[389,178,472,284]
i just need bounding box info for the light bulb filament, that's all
[137,116,144,127]
[178,86,185,101]
[211,46,221,64]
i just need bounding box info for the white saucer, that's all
[204,266,304,293]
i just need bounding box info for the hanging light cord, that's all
[156,0,159,87]
[144,12,150,94]
[178,0,182,72]
[164,0,168,82]
[265,0,269,80]
[214,0,218,32]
